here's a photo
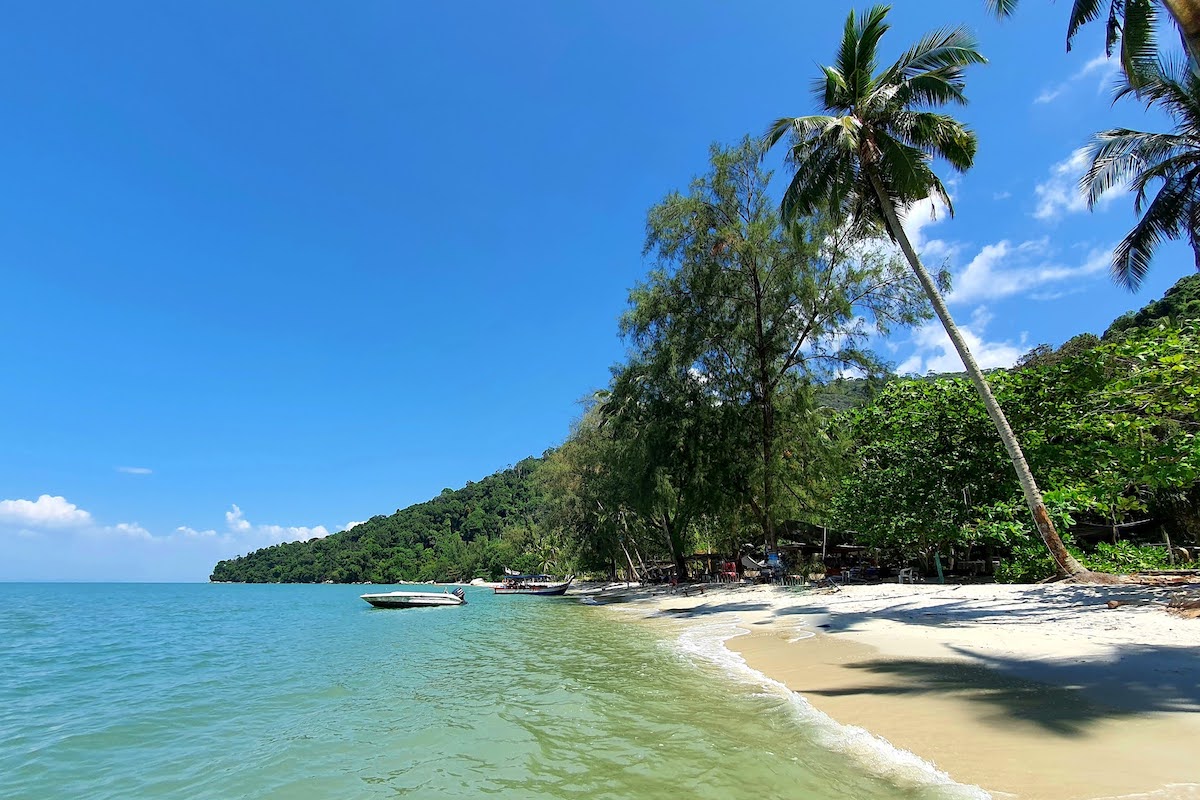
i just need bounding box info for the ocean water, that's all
[0,584,981,799]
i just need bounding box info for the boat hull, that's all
[493,579,572,596]
[360,591,465,609]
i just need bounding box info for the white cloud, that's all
[103,522,153,540]
[176,525,220,538]
[116,466,153,475]
[0,495,93,528]
[993,191,1012,201]
[344,520,365,531]
[948,238,1112,305]
[224,504,329,543]
[256,523,331,542]
[896,307,1027,375]
[1034,52,1118,104]
[1033,148,1123,222]
[0,495,338,581]
[900,194,952,255]
[1033,149,1091,221]
[225,504,252,532]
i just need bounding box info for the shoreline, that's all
[605,582,1200,800]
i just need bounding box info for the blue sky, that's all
[1,1,1191,581]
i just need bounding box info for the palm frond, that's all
[1127,157,1196,213]
[887,26,986,84]
[1083,128,1189,205]
[874,132,948,212]
[1110,170,1195,290]
[1116,55,1200,125]
[897,69,971,107]
[818,65,850,110]
[1118,0,1159,84]
[903,112,978,171]
[985,0,1021,18]
[767,4,981,234]
[1066,0,1107,52]
[761,114,842,151]
[847,6,891,100]
[779,123,860,222]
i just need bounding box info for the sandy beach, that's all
[603,582,1200,800]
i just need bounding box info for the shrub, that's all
[1085,541,1174,573]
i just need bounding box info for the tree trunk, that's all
[1163,0,1200,75]
[869,173,1093,579]
[620,536,641,582]
[760,396,777,550]
[663,514,690,582]
[749,261,778,550]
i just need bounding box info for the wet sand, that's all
[610,582,1200,800]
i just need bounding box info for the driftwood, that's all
[1168,593,1200,619]
[1126,571,1200,587]
[1052,570,1200,587]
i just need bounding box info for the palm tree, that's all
[1082,55,1200,290]
[764,5,1098,580]
[987,0,1200,84]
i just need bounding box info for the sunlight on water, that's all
[1,584,976,799]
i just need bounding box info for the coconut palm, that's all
[987,0,1198,84]
[764,5,1096,579]
[1083,55,1200,290]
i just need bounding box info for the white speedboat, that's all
[361,587,466,609]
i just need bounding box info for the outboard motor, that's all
[452,587,466,604]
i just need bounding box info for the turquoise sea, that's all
[0,584,983,799]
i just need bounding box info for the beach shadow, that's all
[799,644,1200,736]
[658,601,773,616]
[769,584,1195,631]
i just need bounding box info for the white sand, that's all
[608,581,1200,800]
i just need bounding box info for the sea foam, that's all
[672,620,992,800]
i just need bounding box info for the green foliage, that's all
[993,540,1174,584]
[1086,541,1174,572]
[994,541,1058,584]
[832,378,1014,559]
[623,138,928,550]
[1016,333,1101,370]
[1104,273,1200,339]
[209,457,551,583]
[837,321,1200,576]
[813,376,888,411]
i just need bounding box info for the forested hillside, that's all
[211,225,1200,585]
[209,457,551,583]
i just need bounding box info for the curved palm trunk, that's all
[1163,0,1200,74]
[868,174,1089,578]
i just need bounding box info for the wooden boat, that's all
[494,574,573,596]
[361,587,466,608]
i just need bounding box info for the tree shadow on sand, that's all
[657,601,774,616]
[770,584,1189,629]
[762,584,1200,735]
[797,643,1200,736]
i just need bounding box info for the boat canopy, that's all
[503,574,555,581]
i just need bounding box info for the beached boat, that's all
[494,574,573,596]
[360,587,466,608]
